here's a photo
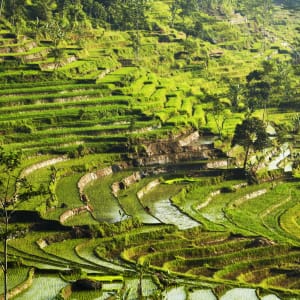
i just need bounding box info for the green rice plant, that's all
[8,232,70,267]
[94,225,176,261]
[17,166,52,211]
[42,238,98,268]
[192,182,268,233]
[166,114,187,126]
[0,80,76,89]
[168,239,252,261]
[122,237,189,262]
[215,252,299,285]
[259,197,299,245]
[0,267,29,294]
[279,202,300,240]
[0,98,130,120]
[165,95,182,110]
[155,109,172,123]
[55,171,83,207]
[0,46,48,57]
[139,82,157,99]
[67,289,104,299]
[225,182,300,244]
[76,239,127,273]
[262,273,300,290]
[180,98,194,116]
[64,211,99,226]
[183,230,230,244]
[165,245,294,277]
[150,87,167,102]
[0,83,103,96]
[141,238,252,270]
[0,69,42,79]
[238,266,272,284]
[0,89,105,106]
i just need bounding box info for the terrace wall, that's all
[59,205,93,224]
[20,156,69,177]
[78,162,129,196]
[137,179,160,200]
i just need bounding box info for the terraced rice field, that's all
[2,153,298,299]
[0,3,300,299]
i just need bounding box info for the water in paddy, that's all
[189,289,217,300]
[162,286,186,299]
[152,199,199,229]
[97,206,128,223]
[261,295,281,300]
[268,143,291,171]
[14,276,67,300]
[195,135,216,145]
[220,288,259,300]
[95,282,123,299]
[122,277,158,300]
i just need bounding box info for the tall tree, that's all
[0,147,21,300]
[28,0,57,21]
[245,69,270,118]
[207,95,231,140]
[231,117,269,170]
[108,0,149,31]
[170,0,181,28]
[242,0,273,25]
[228,80,243,111]
[0,0,4,17]
[179,0,198,18]
[3,0,27,32]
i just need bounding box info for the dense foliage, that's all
[0,0,296,31]
[0,0,300,299]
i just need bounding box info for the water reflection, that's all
[152,198,200,229]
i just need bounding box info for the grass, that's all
[75,239,129,273]
[0,2,300,298]
[0,82,103,95]
[42,238,98,268]
[225,181,300,244]
[0,46,48,57]
[0,267,29,294]
[66,289,103,300]
[279,201,300,240]
[55,172,83,207]
[8,232,70,266]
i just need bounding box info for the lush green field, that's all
[1,0,300,299]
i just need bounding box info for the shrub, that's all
[14,124,34,133]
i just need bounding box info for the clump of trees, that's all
[0,0,150,32]
[0,0,277,34]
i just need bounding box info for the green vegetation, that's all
[0,0,300,299]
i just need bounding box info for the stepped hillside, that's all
[0,1,300,299]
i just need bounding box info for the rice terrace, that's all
[1,0,300,299]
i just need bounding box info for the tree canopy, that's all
[231,117,269,170]
[0,0,279,32]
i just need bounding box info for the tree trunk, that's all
[0,0,4,17]
[138,269,143,299]
[243,145,250,170]
[4,213,8,300]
